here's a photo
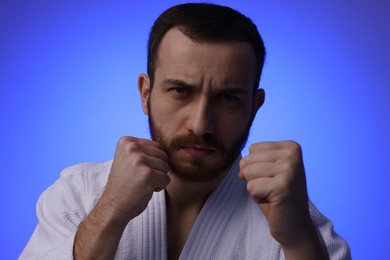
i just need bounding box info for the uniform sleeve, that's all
[309,202,352,260]
[19,165,98,260]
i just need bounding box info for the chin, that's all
[169,158,229,183]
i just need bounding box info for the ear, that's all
[138,73,151,115]
[253,88,265,113]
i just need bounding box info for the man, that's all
[20,3,351,259]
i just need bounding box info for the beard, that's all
[148,107,253,183]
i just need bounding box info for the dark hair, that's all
[147,3,266,90]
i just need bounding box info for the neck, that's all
[165,172,228,260]
[165,169,228,214]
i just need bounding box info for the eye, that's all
[169,87,187,94]
[219,93,239,102]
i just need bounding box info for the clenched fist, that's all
[99,136,170,223]
[74,136,170,259]
[239,141,314,249]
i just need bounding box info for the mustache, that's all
[169,133,225,151]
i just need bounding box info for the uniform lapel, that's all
[140,189,168,260]
[179,156,247,259]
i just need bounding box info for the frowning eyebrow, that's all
[162,79,196,89]
[161,78,249,96]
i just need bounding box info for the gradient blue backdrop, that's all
[1,1,389,259]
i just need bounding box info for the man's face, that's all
[139,28,264,183]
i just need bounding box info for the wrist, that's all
[282,222,328,260]
[74,200,129,259]
[93,195,132,230]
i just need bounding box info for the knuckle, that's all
[285,140,299,147]
[284,145,302,163]
[118,136,134,146]
[286,140,302,153]
[243,156,252,166]
[249,143,257,153]
[138,167,154,182]
[247,182,263,203]
[280,162,294,174]
[246,181,255,194]
[125,141,141,152]
[133,153,148,166]
[240,167,247,177]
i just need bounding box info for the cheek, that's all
[151,101,189,130]
[150,106,183,139]
[223,106,253,126]
[217,114,251,139]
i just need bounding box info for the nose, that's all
[186,98,214,136]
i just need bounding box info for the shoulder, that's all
[308,201,352,259]
[37,160,113,218]
[58,160,112,189]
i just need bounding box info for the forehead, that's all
[155,28,257,91]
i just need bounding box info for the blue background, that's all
[1,1,389,259]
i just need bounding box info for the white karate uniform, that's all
[20,158,351,259]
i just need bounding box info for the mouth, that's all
[180,145,216,156]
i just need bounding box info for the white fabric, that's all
[20,158,351,259]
